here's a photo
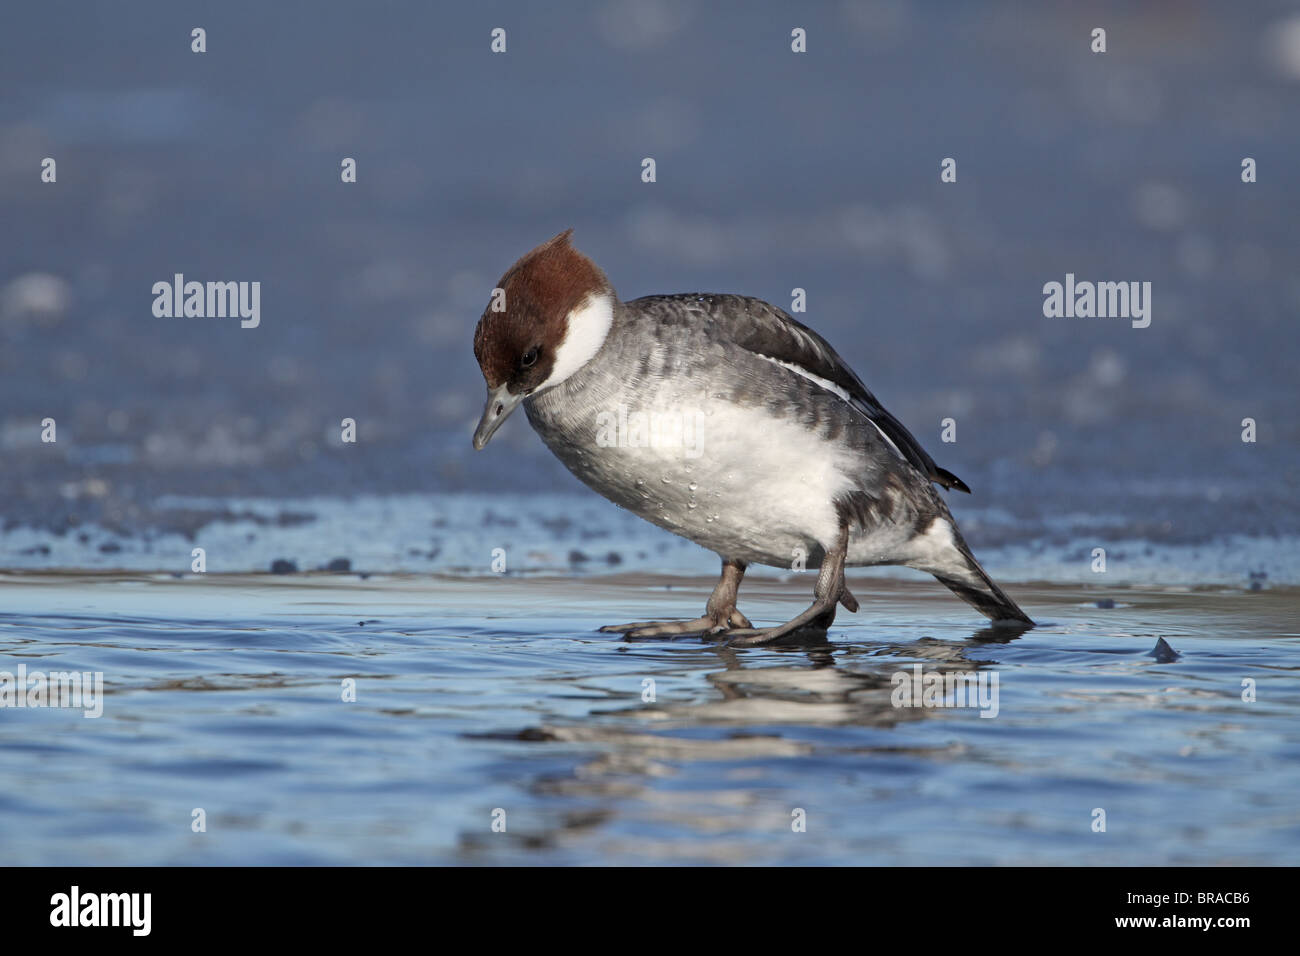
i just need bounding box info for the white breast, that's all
[545,387,862,567]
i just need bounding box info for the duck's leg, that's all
[727,525,851,646]
[600,558,752,638]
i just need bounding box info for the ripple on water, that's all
[0,577,1297,864]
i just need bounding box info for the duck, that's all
[472,230,1032,644]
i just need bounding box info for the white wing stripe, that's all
[754,352,907,462]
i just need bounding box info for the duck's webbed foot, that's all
[599,558,750,639]
[599,608,751,639]
[727,526,853,647]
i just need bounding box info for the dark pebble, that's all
[518,727,558,742]
[1148,637,1181,662]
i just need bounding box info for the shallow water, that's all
[2,572,1296,865]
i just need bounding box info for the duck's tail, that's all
[932,562,1033,626]
[909,519,1033,626]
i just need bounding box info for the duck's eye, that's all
[521,347,539,368]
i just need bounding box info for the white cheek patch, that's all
[538,292,615,391]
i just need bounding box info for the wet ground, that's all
[2,572,1296,865]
